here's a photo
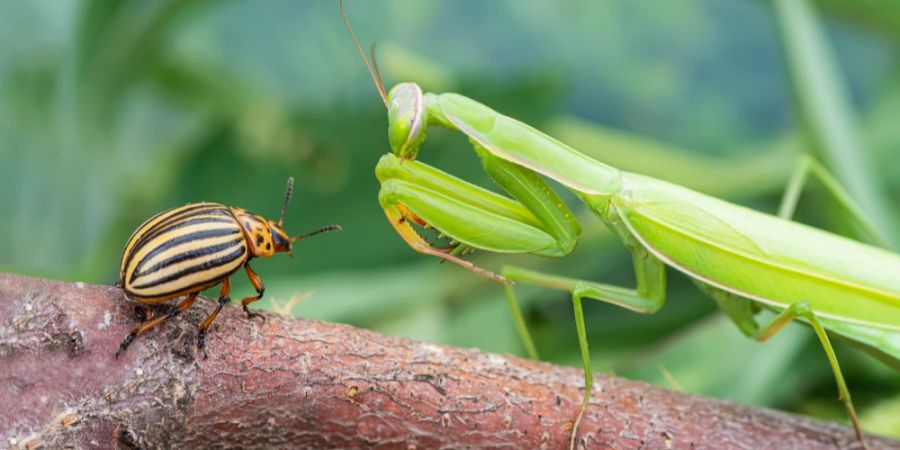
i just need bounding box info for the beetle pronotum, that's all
[115,177,340,358]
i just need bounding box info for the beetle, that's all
[115,177,341,358]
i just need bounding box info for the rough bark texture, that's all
[0,273,895,449]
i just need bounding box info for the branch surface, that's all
[0,273,895,449]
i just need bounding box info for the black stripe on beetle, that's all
[130,206,231,255]
[134,215,235,252]
[132,245,247,290]
[134,238,245,279]
[129,228,242,282]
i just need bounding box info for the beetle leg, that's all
[132,304,152,323]
[115,292,198,359]
[197,278,231,359]
[240,263,266,322]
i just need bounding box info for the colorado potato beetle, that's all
[115,177,340,358]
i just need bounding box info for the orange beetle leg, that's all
[240,264,267,322]
[116,292,198,359]
[197,278,232,358]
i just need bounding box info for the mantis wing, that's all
[822,317,900,369]
[616,172,900,332]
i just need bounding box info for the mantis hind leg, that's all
[502,247,666,450]
[700,284,867,449]
[754,301,867,449]
[778,154,889,248]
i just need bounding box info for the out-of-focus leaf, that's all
[816,0,900,42]
[257,264,456,325]
[773,0,897,246]
[445,292,522,355]
[549,116,795,199]
[619,313,809,407]
[861,394,900,437]
[378,42,457,93]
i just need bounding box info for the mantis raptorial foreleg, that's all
[474,144,581,258]
[376,152,581,277]
[779,154,888,248]
[502,244,666,449]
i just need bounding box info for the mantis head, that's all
[339,1,426,160]
[388,82,427,160]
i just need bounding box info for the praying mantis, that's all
[340,3,900,449]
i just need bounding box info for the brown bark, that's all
[0,273,895,449]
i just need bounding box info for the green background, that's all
[2,0,899,437]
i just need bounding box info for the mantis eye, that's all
[388,82,426,160]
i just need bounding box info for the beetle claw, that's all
[244,306,266,323]
[197,331,209,359]
[115,333,135,359]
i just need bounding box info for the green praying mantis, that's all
[340,3,900,449]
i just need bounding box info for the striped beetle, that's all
[115,177,340,358]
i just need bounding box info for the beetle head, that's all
[267,177,342,258]
[268,220,293,256]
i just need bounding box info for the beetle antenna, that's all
[339,0,388,108]
[278,177,294,227]
[290,224,343,243]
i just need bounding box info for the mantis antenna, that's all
[339,0,388,108]
[371,43,384,94]
[278,177,294,227]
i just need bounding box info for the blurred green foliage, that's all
[2,0,899,437]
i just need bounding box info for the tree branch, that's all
[0,273,893,449]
